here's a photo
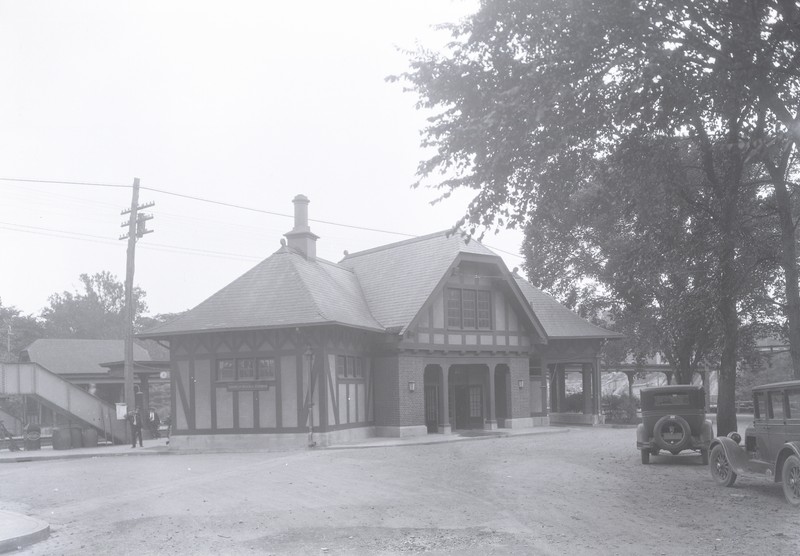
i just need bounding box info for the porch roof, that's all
[513,277,621,340]
[20,339,152,375]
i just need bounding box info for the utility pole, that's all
[120,177,154,413]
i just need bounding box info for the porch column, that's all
[548,364,558,413]
[557,364,566,412]
[140,374,150,412]
[582,364,592,414]
[486,365,497,430]
[593,357,602,421]
[439,366,451,434]
[540,357,549,416]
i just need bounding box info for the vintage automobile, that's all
[636,385,713,465]
[709,380,800,506]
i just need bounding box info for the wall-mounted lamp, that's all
[518,380,525,389]
[408,381,416,392]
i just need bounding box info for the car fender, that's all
[775,442,800,482]
[710,437,750,476]
[636,423,649,446]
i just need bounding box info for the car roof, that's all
[751,380,800,392]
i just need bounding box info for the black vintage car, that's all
[636,385,713,464]
[709,380,800,506]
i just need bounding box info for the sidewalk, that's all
[0,510,49,553]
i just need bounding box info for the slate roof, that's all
[141,246,383,337]
[339,231,499,333]
[140,227,614,342]
[21,339,151,375]
[513,276,622,339]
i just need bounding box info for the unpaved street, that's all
[2,426,798,555]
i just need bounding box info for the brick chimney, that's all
[284,194,318,260]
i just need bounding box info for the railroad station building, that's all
[140,195,619,451]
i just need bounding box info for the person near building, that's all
[127,408,143,448]
[148,408,160,439]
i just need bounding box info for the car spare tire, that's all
[653,415,692,452]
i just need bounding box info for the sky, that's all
[0,0,526,318]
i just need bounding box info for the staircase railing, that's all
[0,362,128,444]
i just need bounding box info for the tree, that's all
[0,299,44,362]
[396,0,800,434]
[40,271,147,340]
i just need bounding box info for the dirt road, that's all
[2,426,797,555]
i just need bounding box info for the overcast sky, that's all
[0,0,526,318]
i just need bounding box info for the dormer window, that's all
[447,288,492,329]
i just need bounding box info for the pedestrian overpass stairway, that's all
[0,363,129,445]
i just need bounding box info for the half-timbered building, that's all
[140,195,619,451]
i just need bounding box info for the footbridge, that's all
[0,363,129,444]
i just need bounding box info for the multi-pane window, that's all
[257,358,276,380]
[447,289,462,328]
[336,355,364,379]
[217,357,276,382]
[447,288,491,329]
[477,290,491,328]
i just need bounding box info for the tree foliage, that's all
[0,299,44,362]
[397,0,800,434]
[40,271,147,340]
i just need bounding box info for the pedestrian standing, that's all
[128,408,143,448]
[148,408,161,439]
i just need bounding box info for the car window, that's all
[787,390,800,419]
[769,391,785,421]
[654,393,690,406]
[754,392,766,419]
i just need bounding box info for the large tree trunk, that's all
[716,197,739,437]
[769,168,800,379]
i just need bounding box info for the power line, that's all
[0,177,129,189]
[0,176,525,259]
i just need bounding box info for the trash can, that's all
[81,428,98,448]
[52,428,72,450]
[69,426,83,448]
[23,424,41,451]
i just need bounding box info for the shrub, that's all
[564,392,585,413]
[603,393,640,424]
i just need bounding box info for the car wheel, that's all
[641,449,650,465]
[650,448,660,456]
[653,415,692,452]
[700,448,709,466]
[710,445,737,487]
[782,454,800,507]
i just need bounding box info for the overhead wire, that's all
[0,176,525,259]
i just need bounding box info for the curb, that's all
[0,448,171,464]
[323,428,571,451]
[1,428,571,460]
[0,511,50,554]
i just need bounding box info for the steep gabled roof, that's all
[21,339,151,375]
[339,231,499,333]
[513,276,622,340]
[141,246,383,337]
